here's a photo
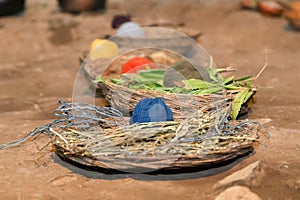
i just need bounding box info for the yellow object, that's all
[89,39,118,60]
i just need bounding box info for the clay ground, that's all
[0,0,299,199]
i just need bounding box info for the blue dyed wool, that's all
[130,97,174,124]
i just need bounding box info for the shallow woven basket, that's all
[49,102,261,173]
[53,140,254,173]
[81,48,243,120]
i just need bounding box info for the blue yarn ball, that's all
[130,97,174,124]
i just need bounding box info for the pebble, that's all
[33,104,40,110]
[285,178,300,190]
[215,186,261,200]
[214,161,263,190]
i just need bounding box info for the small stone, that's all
[33,104,40,110]
[277,160,289,169]
[286,179,295,188]
[215,186,261,200]
[214,161,263,190]
[285,178,300,190]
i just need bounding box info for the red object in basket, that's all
[121,57,155,74]
[258,1,283,16]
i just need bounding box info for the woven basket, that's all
[80,48,252,121]
[53,141,254,172]
[49,102,261,173]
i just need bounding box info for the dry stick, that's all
[50,128,69,147]
[205,135,257,141]
[254,62,269,80]
[68,129,96,139]
[251,53,269,81]
[39,141,52,152]
[217,66,237,73]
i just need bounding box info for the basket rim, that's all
[53,141,254,173]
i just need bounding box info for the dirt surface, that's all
[0,0,300,199]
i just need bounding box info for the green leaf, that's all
[234,76,252,82]
[192,86,223,95]
[129,69,166,86]
[137,69,165,79]
[223,84,243,90]
[183,79,213,90]
[110,78,121,84]
[157,80,164,86]
[93,76,104,83]
[208,69,219,82]
[121,73,136,80]
[144,65,152,70]
[230,88,250,120]
[144,82,163,89]
[138,69,165,75]
[208,86,223,94]
[243,91,254,103]
[208,68,224,83]
[135,76,156,83]
[168,87,185,94]
[223,76,234,85]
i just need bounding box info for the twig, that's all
[50,128,69,147]
[254,62,268,80]
[252,52,269,80]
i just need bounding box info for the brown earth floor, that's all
[0,0,299,199]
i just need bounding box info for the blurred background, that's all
[0,1,300,199]
[0,0,299,126]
